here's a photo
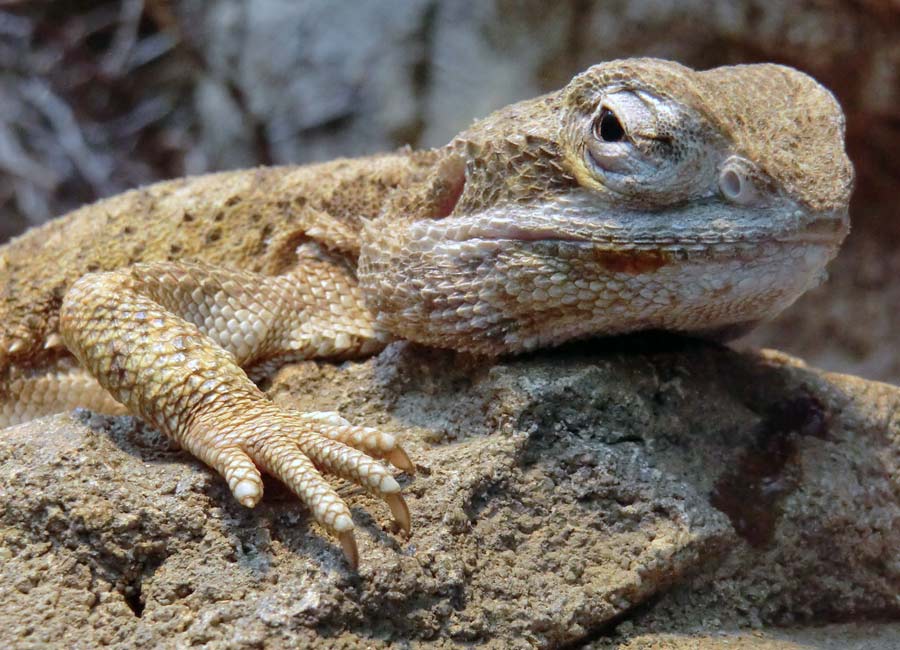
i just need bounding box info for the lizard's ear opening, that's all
[374,150,465,225]
[430,153,467,218]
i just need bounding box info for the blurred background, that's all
[0,0,898,382]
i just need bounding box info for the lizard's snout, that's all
[788,209,850,245]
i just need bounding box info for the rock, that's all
[3,2,900,381]
[1,338,897,648]
[590,623,900,649]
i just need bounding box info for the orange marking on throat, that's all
[592,248,669,274]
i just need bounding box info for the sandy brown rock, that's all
[1,338,897,648]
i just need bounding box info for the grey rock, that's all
[3,1,900,382]
[1,339,897,648]
[590,623,900,649]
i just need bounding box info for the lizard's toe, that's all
[247,433,360,563]
[296,412,415,474]
[212,445,264,507]
[289,426,412,533]
[201,404,413,563]
[308,419,415,474]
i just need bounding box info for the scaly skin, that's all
[0,59,853,566]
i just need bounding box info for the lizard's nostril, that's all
[718,163,759,206]
[720,169,742,198]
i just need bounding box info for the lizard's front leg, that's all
[59,260,410,567]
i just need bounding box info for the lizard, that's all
[0,58,853,567]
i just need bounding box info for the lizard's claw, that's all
[188,403,412,568]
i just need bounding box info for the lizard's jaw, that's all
[410,188,849,249]
[358,193,848,354]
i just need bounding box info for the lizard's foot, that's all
[58,264,407,568]
[188,404,412,568]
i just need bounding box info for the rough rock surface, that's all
[2,338,898,648]
[591,623,900,650]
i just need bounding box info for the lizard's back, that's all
[0,151,432,368]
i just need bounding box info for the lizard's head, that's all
[561,58,852,218]
[359,59,853,354]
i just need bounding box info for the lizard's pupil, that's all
[596,108,625,142]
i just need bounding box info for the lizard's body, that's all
[0,59,852,566]
[0,152,429,365]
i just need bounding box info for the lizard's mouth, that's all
[412,194,849,251]
[431,218,845,248]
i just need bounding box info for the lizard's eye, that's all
[573,87,722,203]
[581,89,687,182]
[593,108,625,143]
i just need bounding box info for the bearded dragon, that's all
[0,59,853,567]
